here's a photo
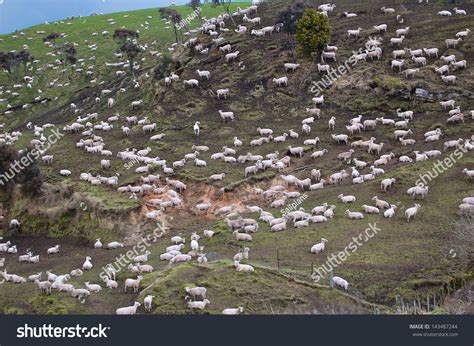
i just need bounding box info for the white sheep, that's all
[310,238,328,254]
[124,276,143,293]
[116,302,141,315]
[222,307,244,315]
[405,204,421,222]
[143,295,155,312]
[234,261,254,272]
[47,245,60,255]
[332,276,349,290]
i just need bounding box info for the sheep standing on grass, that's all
[143,295,155,312]
[405,204,421,222]
[124,276,143,293]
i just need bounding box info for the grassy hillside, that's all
[0,0,473,314]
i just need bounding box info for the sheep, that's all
[284,63,300,72]
[405,204,421,222]
[372,196,390,209]
[225,51,240,62]
[193,121,200,137]
[383,204,397,218]
[332,276,349,290]
[116,302,141,315]
[288,146,304,158]
[438,10,452,16]
[373,24,388,33]
[187,299,211,310]
[94,239,102,249]
[332,134,348,145]
[338,194,356,203]
[407,185,429,199]
[391,59,405,71]
[463,168,474,180]
[82,256,93,270]
[337,149,354,160]
[124,276,143,293]
[456,29,471,38]
[234,261,254,272]
[310,238,328,254]
[218,110,235,122]
[272,76,288,87]
[47,245,60,255]
[381,7,395,13]
[216,88,230,99]
[451,60,467,70]
[143,295,155,312]
[405,68,419,79]
[131,100,143,109]
[170,254,192,263]
[362,205,380,214]
[85,281,102,293]
[184,79,199,88]
[381,178,396,191]
[441,75,456,84]
[390,36,405,46]
[185,286,207,299]
[345,210,364,220]
[59,169,71,176]
[107,241,124,249]
[453,8,467,15]
[316,63,330,74]
[196,69,210,80]
[222,307,244,315]
[71,288,90,302]
[104,277,118,289]
[445,38,462,48]
[347,28,362,38]
[34,279,52,294]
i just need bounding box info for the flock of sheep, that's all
[0,0,473,314]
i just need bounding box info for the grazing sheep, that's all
[332,276,349,290]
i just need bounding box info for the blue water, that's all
[0,0,191,34]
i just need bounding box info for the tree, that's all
[277,0,313,36]
[295,9,330,57]
[277,0,314,61]
[189,0,200,10]
[0,145,19,193]
[219,0,235,25]
[61,43,77,81]
[17,150,43,196]
[113,29,141,77]
[0,50,33,81]
[43,32,61,45]
[160,8,182,44]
